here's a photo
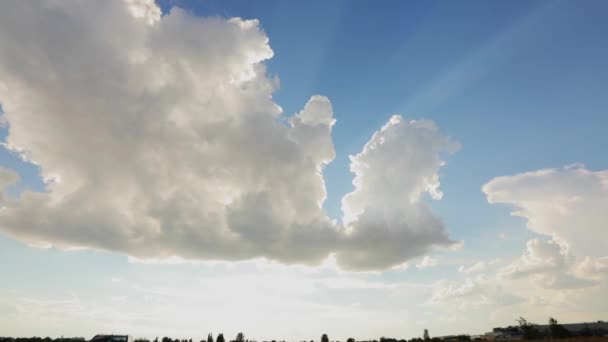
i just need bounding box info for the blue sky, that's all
[156,0,607,257]
[155,0,608,229]
[0,0,607,340]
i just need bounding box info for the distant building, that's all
[482,320,608,339]
[482,326,522,340]
[534,321,608,336]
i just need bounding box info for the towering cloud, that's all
[484,165,608,288]
[0,0,456,270]
[483,165,608,256]
[338,116,459,270]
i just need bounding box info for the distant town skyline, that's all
[0,0,607,340]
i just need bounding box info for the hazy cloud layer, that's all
[429,276,524,309]
[0,0,456,270]
[575,256,608,280]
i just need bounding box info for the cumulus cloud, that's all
[0,0,457,270]
[484,165,608,287]
[483,165,608,256]
[499,238,594,289]
[338,116,459,270]
[501,239,569,278]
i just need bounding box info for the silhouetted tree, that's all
[380,337,401,342]
[548,317,570,339]
[423,330,430,342]
[235,334,244,342]
[207,334,214,342]
[517,317,539,339]
[321,335,329,342]
[217,334,225,342]
[347,338,355,342]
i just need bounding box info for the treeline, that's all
[0,331,469,342]
[0,338,86,342]
[3,320,606,342]
[128,332,468,342]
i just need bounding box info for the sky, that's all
[0,0,607,340]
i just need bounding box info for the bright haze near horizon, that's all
[0,0,607,340]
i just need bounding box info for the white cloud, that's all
[574,256,608,280]
[429,278,480,305]
[416,256,439,269]
[428,276,523,309]
[458,261,487,274]
[499,238,594,289]
[0,0,457,270]
[484,165,608,289]
[483,165,608,256]
[501,239,568,278]
[338,116,459,270]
